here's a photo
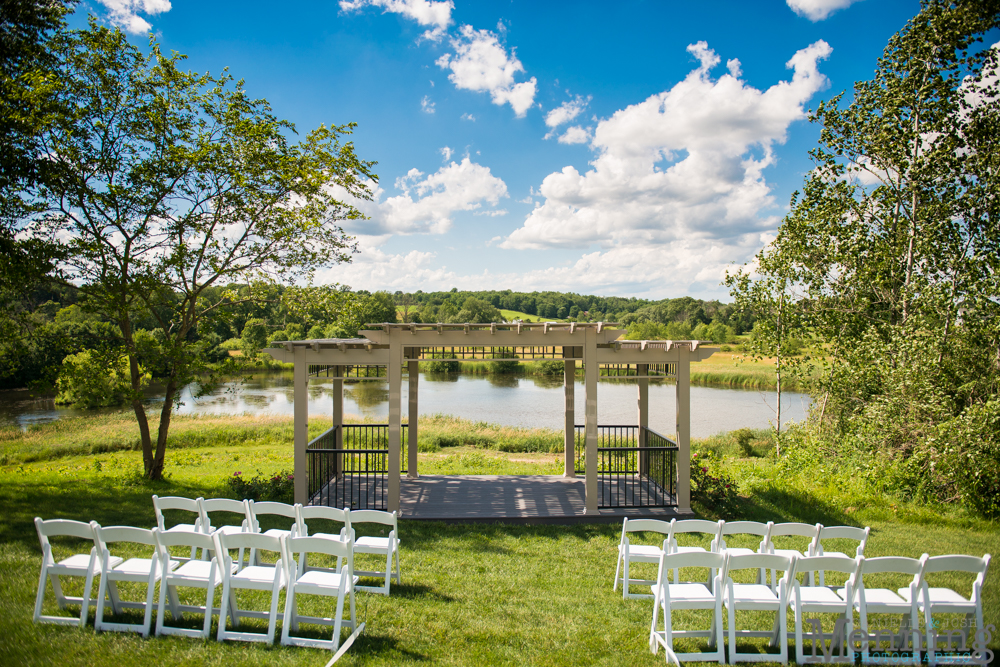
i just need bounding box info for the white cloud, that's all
[96,0,171,34]
[461,113,476,121]
[331,157,509,236]
[500,40,832,251]
[421,95,435,113]
[474,209,508,217]
[439,146,454,161]
[545,95,590,128]
[786,0,862,21]
[339,0,454,41]
[558,126,591,144]
[435,25,537,116]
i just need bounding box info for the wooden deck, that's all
[398,475,686,524]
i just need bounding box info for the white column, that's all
[407,357,419,479]
[638,363,648,476]
[332,365,344,478]
[293,346,308,505]
[584,329,598,513]
[676,348,691,512]
[387,337,402,513]
[564,358,575,478]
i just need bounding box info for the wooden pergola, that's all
[264,322,715,517]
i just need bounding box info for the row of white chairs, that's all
[152,495,401,595]
[647,549,990,666]
[615,519,870,599]
[34,517,365,657]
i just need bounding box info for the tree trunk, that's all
[120,316,156,477]
[149,377,178,480]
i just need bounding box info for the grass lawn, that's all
[1,414,997,666]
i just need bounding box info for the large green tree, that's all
[731,0,1000,513]
[30,22,376,479]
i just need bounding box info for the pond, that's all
[1,371,812,439]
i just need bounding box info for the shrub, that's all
[690,451,741,516]
[488,351,520,374]
[226,469,294,503]
[426,352,460,373]
[533,359,566,376]
[732,428,755,457]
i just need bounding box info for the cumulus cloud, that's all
[421,95,435,113]
[786,0,862,21]
[558,126,591,144]
[545,95,590,129]
[332,157,509,236]
[439,146,454,161]
[96,0,171,34]
[461,113,476,121]
[500,40,832,251]
[436,25,538,116]
[339,0,454,41]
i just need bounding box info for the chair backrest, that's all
[622,518,672,535]
[198,498,250,531]
[247,501,299,532]
[349,509,397,528]
[153,526,218,554]
[215,529,283,554]
[152,495,203,531]
[815,525,869,557]
[296,505,351,538]
[283,535,351,562]
[769,522,821,539]
[35,517,95,544]
[95,525,158,548]
[660,549,727,573]
[666,519,723,551]
[716,520,772,551]
[859,555,925,576]
[921,554,990,576]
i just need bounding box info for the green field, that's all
[2,414,996,666]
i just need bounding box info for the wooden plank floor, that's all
[399,475,685,524]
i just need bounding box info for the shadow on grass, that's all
[693,485,863,527]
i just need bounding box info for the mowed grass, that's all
[1,413,998,665]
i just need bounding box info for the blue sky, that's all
[71,0,921,300]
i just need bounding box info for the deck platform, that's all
[398,475,687,524]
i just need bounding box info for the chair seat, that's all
[792,586,848,608]
[653,582,716,604]
[671,546,707,555]
[897,587,974,611]
[845,588,910,609]
[232,565,282,587]
[772,548,804,559]
[112,557,171,579]
[355,536,395,552]
[57,554,123,571]
[170,560,223,584]
[162,524,201,534]
[726,583,779,606]
[262,528,292,538]
[723,547,755,557]
[212,525,245,536]
[623,544,662,560]
[294,570,360,593]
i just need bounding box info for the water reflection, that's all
[2,370,812,438]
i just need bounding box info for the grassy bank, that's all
[2,414,996,665]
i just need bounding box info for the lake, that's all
[1,371,812,438]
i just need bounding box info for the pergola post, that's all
[584,328,598,513]
[387,336,402,513]
[676,347,691,512]
[563,357,576,478]
[407,350,419,479]
[637,363,648,477]
[293,346,308,505]
[332,365,344,479]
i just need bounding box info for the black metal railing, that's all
[573,425,678,508]
[306,424,408,510]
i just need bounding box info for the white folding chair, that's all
[721,552,796,664]
[215,531,287,644]
[811,525,870,586]
[281,534,365,659]
[713,520,773,557]
[649,549,726,664]
[790,555,861,664]
[664,519,725,587]
[614,518,672,599]
[199,498,251,570]
[763,522,822,587]
[350,510,401,596]
[846,555,928,665]
[152,495,204,561]
[295,505,352,574]
[900,554,990,665]
[33,518,122,627]
[153,528,233,639]
[248,500,300,538]
[93,525,174,637]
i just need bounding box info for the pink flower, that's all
[702,467,708,472]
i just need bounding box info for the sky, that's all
[69,0,922,300]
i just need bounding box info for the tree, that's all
[30,23,376,479]
[730,1,1000,510]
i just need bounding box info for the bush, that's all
[690,451,741,516]
[240,318,268,357]
[488,351,520,374]
[426,352,460,373]
[733,428,755,457]
[226,469,294,503]
[56,348,148,408]
[533,359,566,376]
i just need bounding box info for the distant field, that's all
[393,306,567,323]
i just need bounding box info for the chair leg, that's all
[614,548,622,592]
[80,565,96,627]
[623,557,630,598]
[280,584,295,645]
[266,577,282,643]
[394,544,401,584]
[48,571,68,609]
[33,564,49,623]
[202,583,216,639]
[727,604,737,661]
[331,585,347,652]
[217,579,231,640]
[155,577,168,636]
[714,601,725,663]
